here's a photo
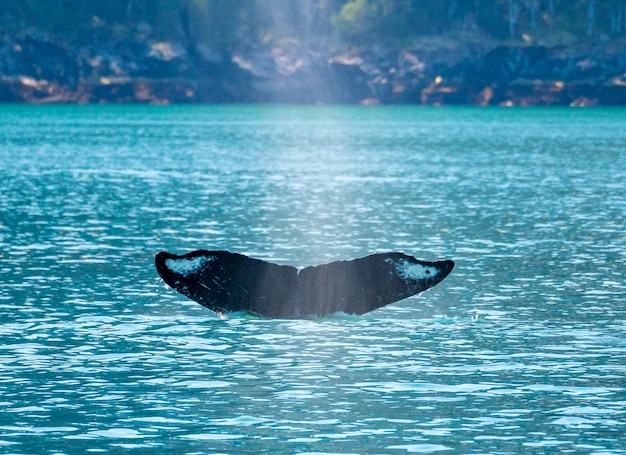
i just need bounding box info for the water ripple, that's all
[1,106,625,454]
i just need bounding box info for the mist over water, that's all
[1,105,625,454]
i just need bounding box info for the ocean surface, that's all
[1,105,625,454]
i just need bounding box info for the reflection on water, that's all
[1,105,625,454]
[2,314,626,453]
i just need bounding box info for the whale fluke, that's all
[155,250,454,319]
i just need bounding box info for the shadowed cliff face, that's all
[1,28,625,105]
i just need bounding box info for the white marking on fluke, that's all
[165,256,215,277]
[392,259,438,281]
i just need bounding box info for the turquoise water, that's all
[1,105,625,454]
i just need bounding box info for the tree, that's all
[610,0,625,33]
[525,0,538,29]
[332,0,380,43]
[587,0,595,36]
[508,0,519,37]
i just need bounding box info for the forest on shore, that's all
[2,0,625,105]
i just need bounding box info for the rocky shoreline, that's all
[1,31,625,106]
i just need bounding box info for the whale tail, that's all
[155,250,454,319]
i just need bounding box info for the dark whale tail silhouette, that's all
[155,250,454,319]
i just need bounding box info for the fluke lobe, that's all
[155,250,454,319]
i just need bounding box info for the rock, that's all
[141,41,191,78]
[1,26,625,105]
[0,35,79,86]
[230,47,373,103]
[570,96,599,107]
[0,77,21,102]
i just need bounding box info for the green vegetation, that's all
[2,0,626,49]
